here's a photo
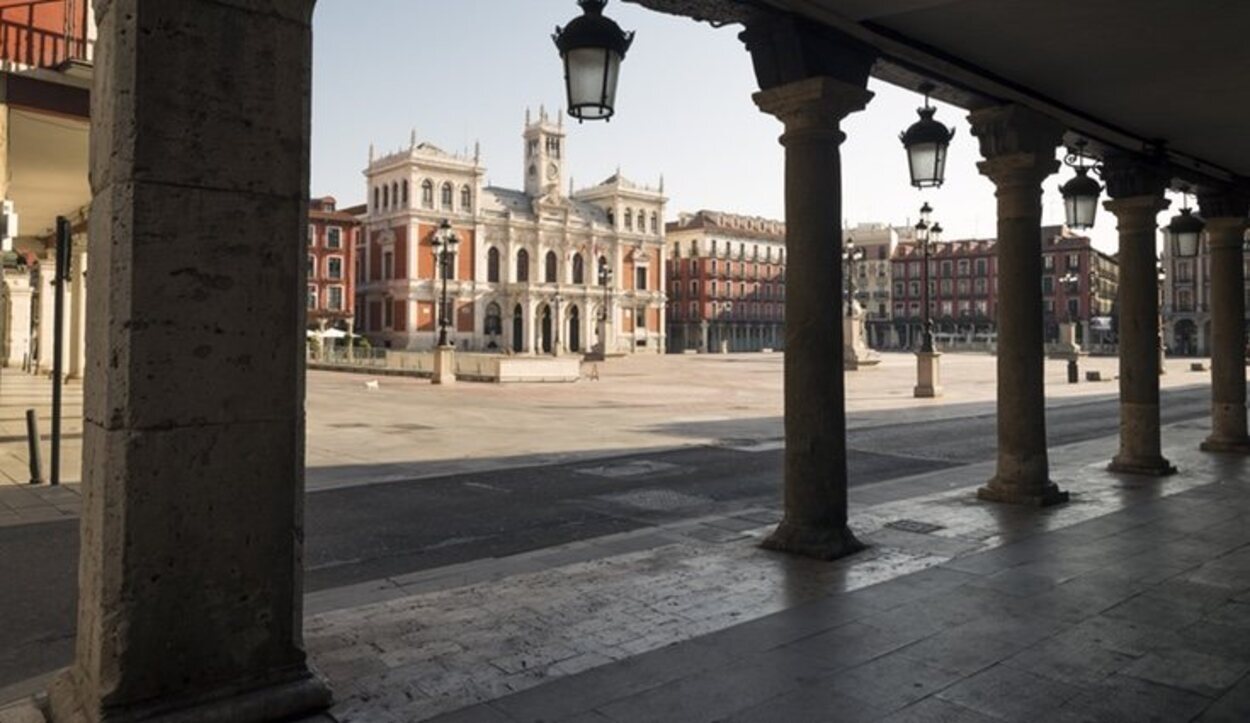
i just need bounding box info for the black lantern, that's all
[900,83,955,189]
[554,0,635,122]
[1166,187,1204,258]
[1060,140,1103,230]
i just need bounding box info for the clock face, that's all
[547,163,559,180]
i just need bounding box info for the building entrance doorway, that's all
[568,306,580,353]
[540,305,553,354]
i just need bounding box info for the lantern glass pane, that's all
[565,48,620,120]
[1065,195,1097,229]
[1176,232,1200,258]
[908,142,939,187]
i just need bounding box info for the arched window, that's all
[597,255,609,285]
[637,210,645,232]
[485,302,502,335]
[516,249,530,282]
[373,186,379,211]
[382,184,389,209]
[572,254,585,284]
[402,180,409,206]
[545,251,558,283]
[441,182,454,210]
[606,209,615,227]
[421,180,434,209]
[391,183,399,209]
[461,185,472,211]
[651,212,658,234]
[624,209,633,231]
[487,247,501,283]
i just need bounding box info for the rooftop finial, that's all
[540,104,547,121]
[474,140,481,164]
[526,107,532,125]
[659,174,665,193]
[368,143,375,162]
[410,128,417,148]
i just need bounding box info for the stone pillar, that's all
[754,74,872,559]
[47,1,331,722]
[4,268,32,368]
[1103,153,1175,475]
[1198,188,1250,453]
[969,105,1069,506]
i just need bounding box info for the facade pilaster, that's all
[47,1,331,721]
[1198,187,1250,453]
[969,105,1069,506]
[753,72,873,558]
[1103,152,1174,474]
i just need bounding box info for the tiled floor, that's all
[286,419,1250,722]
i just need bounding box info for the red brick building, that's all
[666,211,787,353]
[0,0,93,68]
[307,196,360,332]
[887,227,1118,350]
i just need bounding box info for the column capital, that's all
[1101,150,1170,200]
[753,77,873,138]
[1197,184,1250,221]
[1205,216,1249,249]
[740,13,876,91]
[1105,193,1170,230]
[968,105,1064,163]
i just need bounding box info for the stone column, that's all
[47,2,331,722]
[755,75,872,559]
[1103,153,1175,474]
[1198,188,1250,453]
[969,105,1069,506]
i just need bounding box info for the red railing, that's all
[0,0,92,69]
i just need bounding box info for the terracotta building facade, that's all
[306,196,360,334]
[665,211,787,353]
[1161,232,1250,356]
[357,108,667,354]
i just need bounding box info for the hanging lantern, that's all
[553,0,635,122]
[1060,141,1103,230]
[1166,188,1205,258]
[900,83,956,189]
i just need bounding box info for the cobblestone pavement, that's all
[297,419,1250,723]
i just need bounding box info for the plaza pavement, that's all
[0,352,1214,527]
[0,353,1246,721]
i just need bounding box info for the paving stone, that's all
[1120,647,1250,697]
[1046,674,1214,722]
[879,697,1001,723]
[826,652,965,713]
[1104,591,1209,629]
[1003,634,1138,685]
[936,664,1087,722]
[1198,673,1250,722]
[898,627,1027,676]
[723,685,887,723]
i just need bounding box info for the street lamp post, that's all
[914,204,943,398]
[1058,271,1081,382]
[842,237,863,318]
[598,258,613,355]
[431,220,459,386]
[553,292,563,355]
[431,219,459,348]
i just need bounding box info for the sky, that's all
[310,0,1164,253]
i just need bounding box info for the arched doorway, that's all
[568,306,581,352]
[485,302,502,350]
[540,304,553,354]
[512,304,523,353]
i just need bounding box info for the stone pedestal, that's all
[752,72,873,560]
[432,344,456,385]
[843,310,879,371]
[913,351,942,398]
[45,2,332,722]
[1103,157,1175,477]
[968,105,1069,507]
[1198,194,1250,454]
[1051,322,1081,357]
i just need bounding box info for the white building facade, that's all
[357,109,668,355]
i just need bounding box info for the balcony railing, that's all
[0,12,93,69]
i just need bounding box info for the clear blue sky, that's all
[311,0,1155,252]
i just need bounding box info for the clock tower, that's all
[523,106,566,199]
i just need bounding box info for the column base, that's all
[977,478,1069,507]
[760,520,866,561]
[45,666,331,723]
[432,344,456,385]
[1200,436,1250,455]
[1107,455,1177,476]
